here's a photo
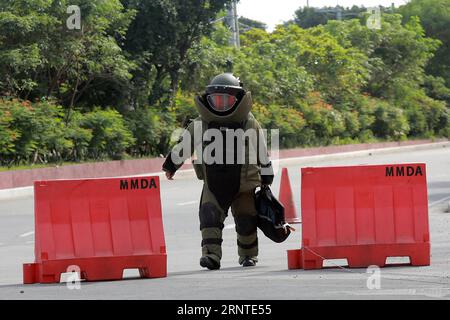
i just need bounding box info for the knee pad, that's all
[199,202,224,230]
[234,215,257,236]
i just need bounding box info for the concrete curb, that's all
[0,186,34,201]
[0,141,447,201]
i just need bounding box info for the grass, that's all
[0,154,164,172]
[0,161,82,172]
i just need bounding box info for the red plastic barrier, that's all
[287,163,430,270]
[23,176,167,284]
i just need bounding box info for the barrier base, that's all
[287,249,303,270]
[23,254,167,284]
[287,243,430,270]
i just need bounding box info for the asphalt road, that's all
[0,144,449,299]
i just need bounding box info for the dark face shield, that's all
[206,93,237,113]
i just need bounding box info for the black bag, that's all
[255,186,293,243]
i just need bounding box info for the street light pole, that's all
[227,1,240,49]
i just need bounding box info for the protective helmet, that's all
[255,186,293,243]
[205,73,244,113]
[195,73,253,123]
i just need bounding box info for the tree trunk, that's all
[149,65,167,106]
[169,69,180,107]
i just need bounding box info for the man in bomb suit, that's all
[162,73,274,270]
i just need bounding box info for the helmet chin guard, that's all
[195,91,253,124]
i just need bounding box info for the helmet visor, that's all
[207,94,237,113]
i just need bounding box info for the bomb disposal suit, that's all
[163,73,274,270]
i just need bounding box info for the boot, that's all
[200,256,220,270]
[241,256,257,267]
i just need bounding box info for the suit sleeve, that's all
[253,118,274,185]
[162,119,200,174]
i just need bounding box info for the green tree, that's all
[372,100,410,140]
[293,6,338,29]
[0,98,74,165]
[235,27,315,106]
[125,106,168,157]
[31,101,73,163]
[122,0,233,107]
[0,0,135,110]
[324,14,440,100]
[5,99,37,164]
[80,109,135,160]
[292,5,376,29]
[180,22,236,93]
[0,101,17,162]
[65,111,93,161]
[239,16,267,31]
[267,24,368,105]
[423,75,450,106]
[399,0,450,86]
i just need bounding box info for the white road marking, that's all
[177,201,198,206]
[224,224,236,230]
[430,196,450,207]
[19,231,34,238]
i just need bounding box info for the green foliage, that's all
[252,102,306,148]
[0,99,138,164]
[423,75,450,106]
[0,99,74,165]
[399,0,450,86]
[291,5,393,29]
[300,93,346,145]
[325,14,440,100]
[64,111,93,161]
[372,100,410,140]
[181,23,236,93]
[273,24,368,104]
[239,16,267,31]
[172,92,199,125]
[122,0,233,106]
[0,0,135,109]
[0,104,16,159]
[32,101,73,163]
[3,100,38,164]
[80,109,135,160]
[124,104,182,157]
[235,26,315,106]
